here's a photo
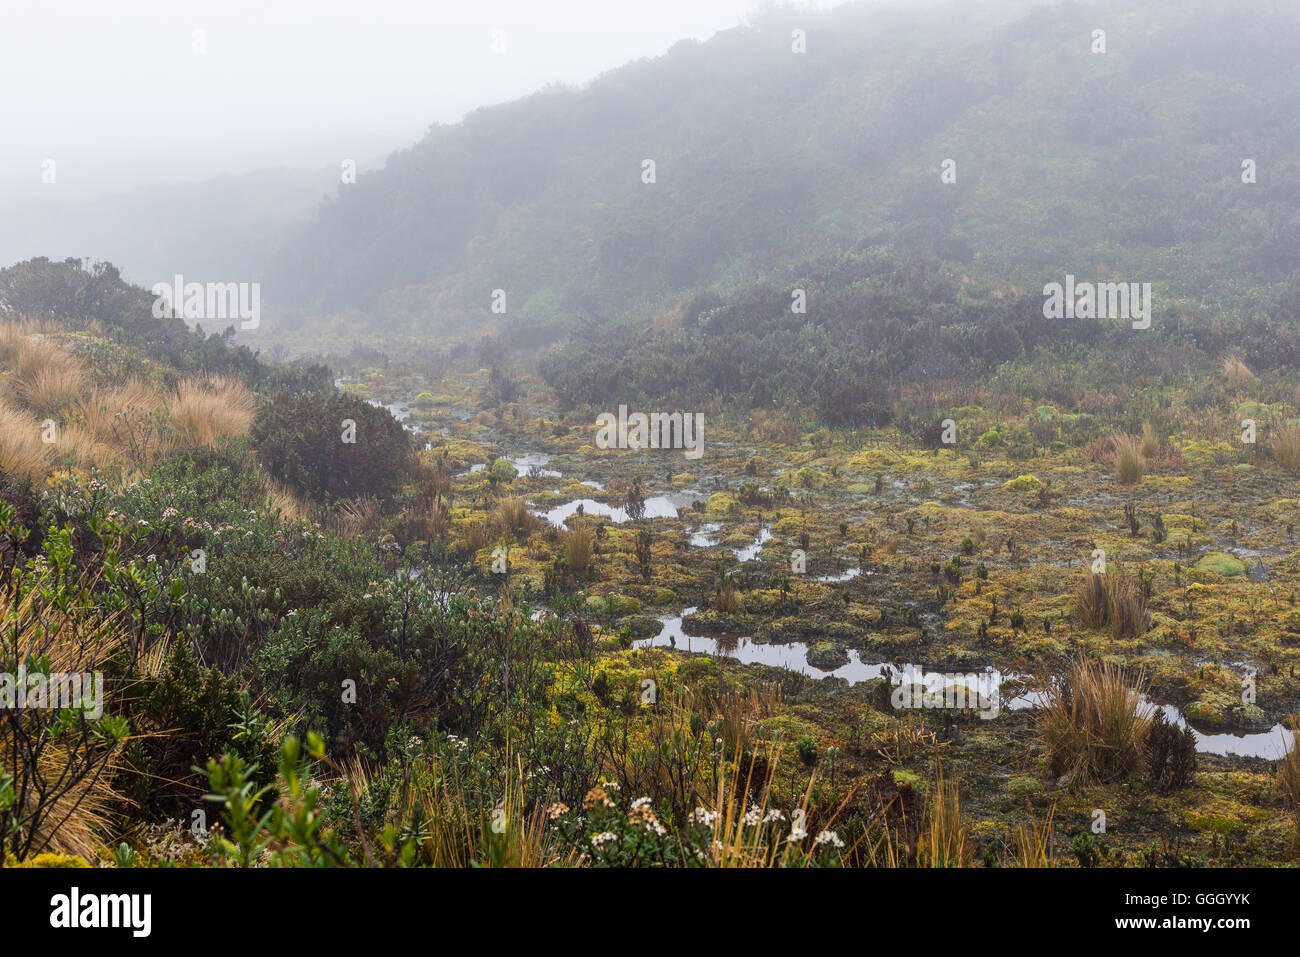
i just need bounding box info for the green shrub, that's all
[251,392,413,503]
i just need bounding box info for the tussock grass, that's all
[1272,422,1300,474]
[917,768,970,868]
[1041,657,1152,786]
[14,361,87,417]
[0,403,52,481]
[562,518,594,572]
[1011,804,1056,867]
[77,381,164,441]
[1072,567,1109,629]
[496,496,539,535]
[1221,354,1255,389]
[54,423,119,473]
[1112,433,1147,484]
[1139,421,1160,459]
[1073,567,1148,640]
[360,748,572,868]
[166,377,254,447]
[713,581,743,614]
[1276,723,1300,847]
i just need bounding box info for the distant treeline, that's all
[539,249,1300,427]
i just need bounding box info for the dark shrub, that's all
[251,392,413,502]
[1145,710,1197,789]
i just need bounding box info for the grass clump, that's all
[1112,433,1147,485]
[1071,567,1148,639]
[1040,657,1152,786]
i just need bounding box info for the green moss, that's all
[1002,474,1043,492]
[1194,552,1246,576]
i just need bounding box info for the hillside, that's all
[271,0,1300,339]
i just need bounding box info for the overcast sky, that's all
[1,0,847,201]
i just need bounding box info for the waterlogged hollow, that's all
[539,494,691,528]
[639,611,1288,758]
[732,525,772,562]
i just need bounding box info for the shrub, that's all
[1144,710,1197,790]
[251,391,413,502]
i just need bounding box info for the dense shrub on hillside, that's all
[0,257,333,393]
[251,392,413,502]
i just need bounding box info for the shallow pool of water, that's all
[733,526,772,562]
[539,494,689,527]
[637,611,1293,758]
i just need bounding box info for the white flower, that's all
[743,804,761,827]
[763,809,785,824]
[787,824,807,843]
[814,830,844,848]
[690,807,718,826]
[591,831,618,847]
[631,796,652,810]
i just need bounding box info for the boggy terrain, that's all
[3,278,1300,869]
[330,353,1300,867]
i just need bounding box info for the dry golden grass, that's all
[264,480,307,521]
[1011,804,1056,867]
[0,402,52,481]
[496,495,539,535]
[1112,433,1147,484]
[1221,354,1255,389]
[713,581,743,614]
[0,328,89,422]
[53,422,119,473]
[1139,421,1160,459]
[77,381,164,442]
[1272,422,1300,474]
[373,748,573,868]
[14,361,87,417]
[1276,723,1300,847]
[1041,658,1152,786]
[166,377,254,447]
[916,768,970,867]
[1072,566,1109,629]
[1,575,128,860]
[562,518,594,572]
[1075,566,1150,640]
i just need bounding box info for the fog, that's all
[1,0,850,198]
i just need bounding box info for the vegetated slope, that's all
[538,247,1300,426]
[272,0,1300,337]
[0,257,331,394]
